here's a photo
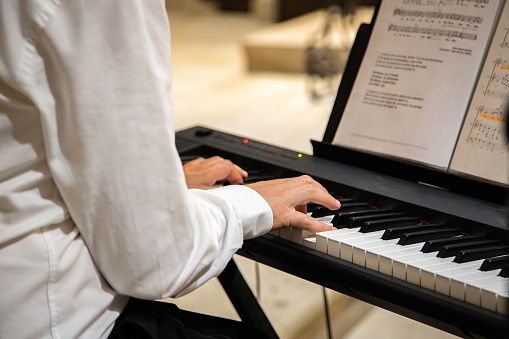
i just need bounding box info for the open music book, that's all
[332,0,509,186]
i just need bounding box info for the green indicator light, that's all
[298,154,302,158]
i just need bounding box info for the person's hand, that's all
[247,175,341,233]
[183,156,248,189]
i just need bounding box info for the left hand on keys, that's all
[183,156,248,189]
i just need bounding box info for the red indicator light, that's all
[243,139,249,144]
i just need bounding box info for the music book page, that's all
[332,0,504,170]
[449,1,509,185]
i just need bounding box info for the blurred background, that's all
[163,1,459,338]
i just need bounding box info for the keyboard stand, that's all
[218,259,279,339]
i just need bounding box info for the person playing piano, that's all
[0,1,340,339]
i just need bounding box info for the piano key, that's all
[358,217,421,232]
[449,272,504,302]
[495,289,509,314]
[291,229,314,245]
[352,239,400,266]
[393,251,450,282]
[315,228,360,253]
[285,214,335,245]
[480,254,509,271]
[499,265,509,278]
[453,245,509,263]
[303,236,316,249]
[463,275,508,306]
[377,239,455,277]
[437,239,502,258]
[326,229,382,257]
[243,174,280,183]
[311,202,370,217]
[362,239,422,275]
[382,224,442,240]
[337,231,386,261]
[364,242,423,271]
[397,228,461,245]
[346,213,408,228]
[481,282,509,313]
[421,235,484,253]
[419,260,485,293]
[331,208,394,227]
[279,227,292,241]
[308,197,355,212]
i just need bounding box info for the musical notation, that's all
[388,25,477,40]
[466,105,508,151]
[393,9,483,23]
[402,0,489,8]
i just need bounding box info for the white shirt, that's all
[0,1,273,338]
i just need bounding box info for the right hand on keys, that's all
[248,175,341,233]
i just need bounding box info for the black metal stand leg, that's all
[218,259,279,339]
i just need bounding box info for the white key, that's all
[315,228,360,254]
[338,231,385,262]
[419,260,483,293]
[496,289,509,315]
[326,230,373,257]
[279,227,292,241]
[463,275,507,306]
[303,236,316,249]
[434,261,485,296]
[392,252,444,282]
[291,228,313,245]
[353,238,400,266]
[406,255,455,286]
[480,281,509,313]
[379,245,433,276]
[364,242,422,271]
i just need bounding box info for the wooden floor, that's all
[162,1,459,338]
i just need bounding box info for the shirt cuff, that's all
[210,185,273,239]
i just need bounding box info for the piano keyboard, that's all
[177,126,508,337]
[181,152,508,317]
[270,197,509,316]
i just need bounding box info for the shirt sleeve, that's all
[32,0,273,299]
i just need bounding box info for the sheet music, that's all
[449,1,509,185]
[332,0,503,169]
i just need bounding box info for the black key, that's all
[397,228,461,245]
[331,208,392,228]
[346,213,406,229]
[382,224,442,240]
[437,239,502,258]
[454,245,509,263]
[421,235,484,253]
[480,254,509,271]
[499,265,509,277]
[308,198,355,213]
[243,174,280,183]
[359,217,421,233]
[311,202,370,217]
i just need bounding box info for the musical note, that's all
[393,8,483,23]
[466,105,508,151]
[388,25,477,40]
